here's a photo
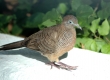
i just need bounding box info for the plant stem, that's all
[105,37,110,43]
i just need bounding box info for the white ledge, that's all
[0,33,110,80]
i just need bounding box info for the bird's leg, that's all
[54,62,78,70]
[46,62,61,69]
[46,62,78,70]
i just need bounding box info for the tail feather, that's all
[0,40,25,50]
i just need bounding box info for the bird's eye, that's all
[68,20,73,24]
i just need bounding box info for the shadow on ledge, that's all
[0,48,68,63]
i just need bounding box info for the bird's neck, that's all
[61,23,76,33]
[55,23,76,38]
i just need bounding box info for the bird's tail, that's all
[0,40,25,50]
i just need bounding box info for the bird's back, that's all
[24,24,76,61]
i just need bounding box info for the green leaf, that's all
[83,28,90,37]
[57,3,68,14]
[90,41,97,51]
[33,0,38,4]
[71,0,92,12]
[75,38,86,47]
[98,19,110,36]
[75,38,87,48]
[76,5,93,18]
[0,23,3,28]
[0,14,14,24]
[76,38,98,51]
[101,44,110,54]
[71,0,81,11]
[97,10,110,19]
[17,4,31,11]
[17,0,33,11]
[41,19,56,27]
[95,39,107,52]
[43,8,61,22]
[101,0,110,9]
[11,25,22,35]
[33,13,44,26]
[40,8,62,28]
[76,5,94,27]
[81,0,92,5]
[97,0,110,19]
[77,17,89,27]
[105,32,110,41]
[89,18,100,33]
[84,38,98,51]
[101,0,106,8]
[25,13,44,28]
[0,27,9,33]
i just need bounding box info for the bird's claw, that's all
[46,62,61,69]
[55,62,78,70]
[46,62,78,71]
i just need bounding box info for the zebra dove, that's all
[0,15,82,70]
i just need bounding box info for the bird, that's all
[0,15,82,70]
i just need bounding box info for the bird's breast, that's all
[57,29,76,52]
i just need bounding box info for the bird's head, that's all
[63,15,82,30]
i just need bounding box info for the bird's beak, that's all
[73,24,82,30]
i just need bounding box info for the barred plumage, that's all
[0,15,81,70]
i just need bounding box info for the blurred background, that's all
[0,0,110,53]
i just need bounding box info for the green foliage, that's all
[97,0,110,19]
[25,13,45,28]
[41,9,62,28]
[0,14,15,26]
[0,0,110,54]
[89,18,100,33]
[16,0,36,11]
[57,3,68,15]
[75,38,98,52]
[98,19,109,36]
[73,0,110,54]
[25,9,62,29]
[101,44,110,54]
[11,25,22,35]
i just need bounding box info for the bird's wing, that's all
[25,27,59,54]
